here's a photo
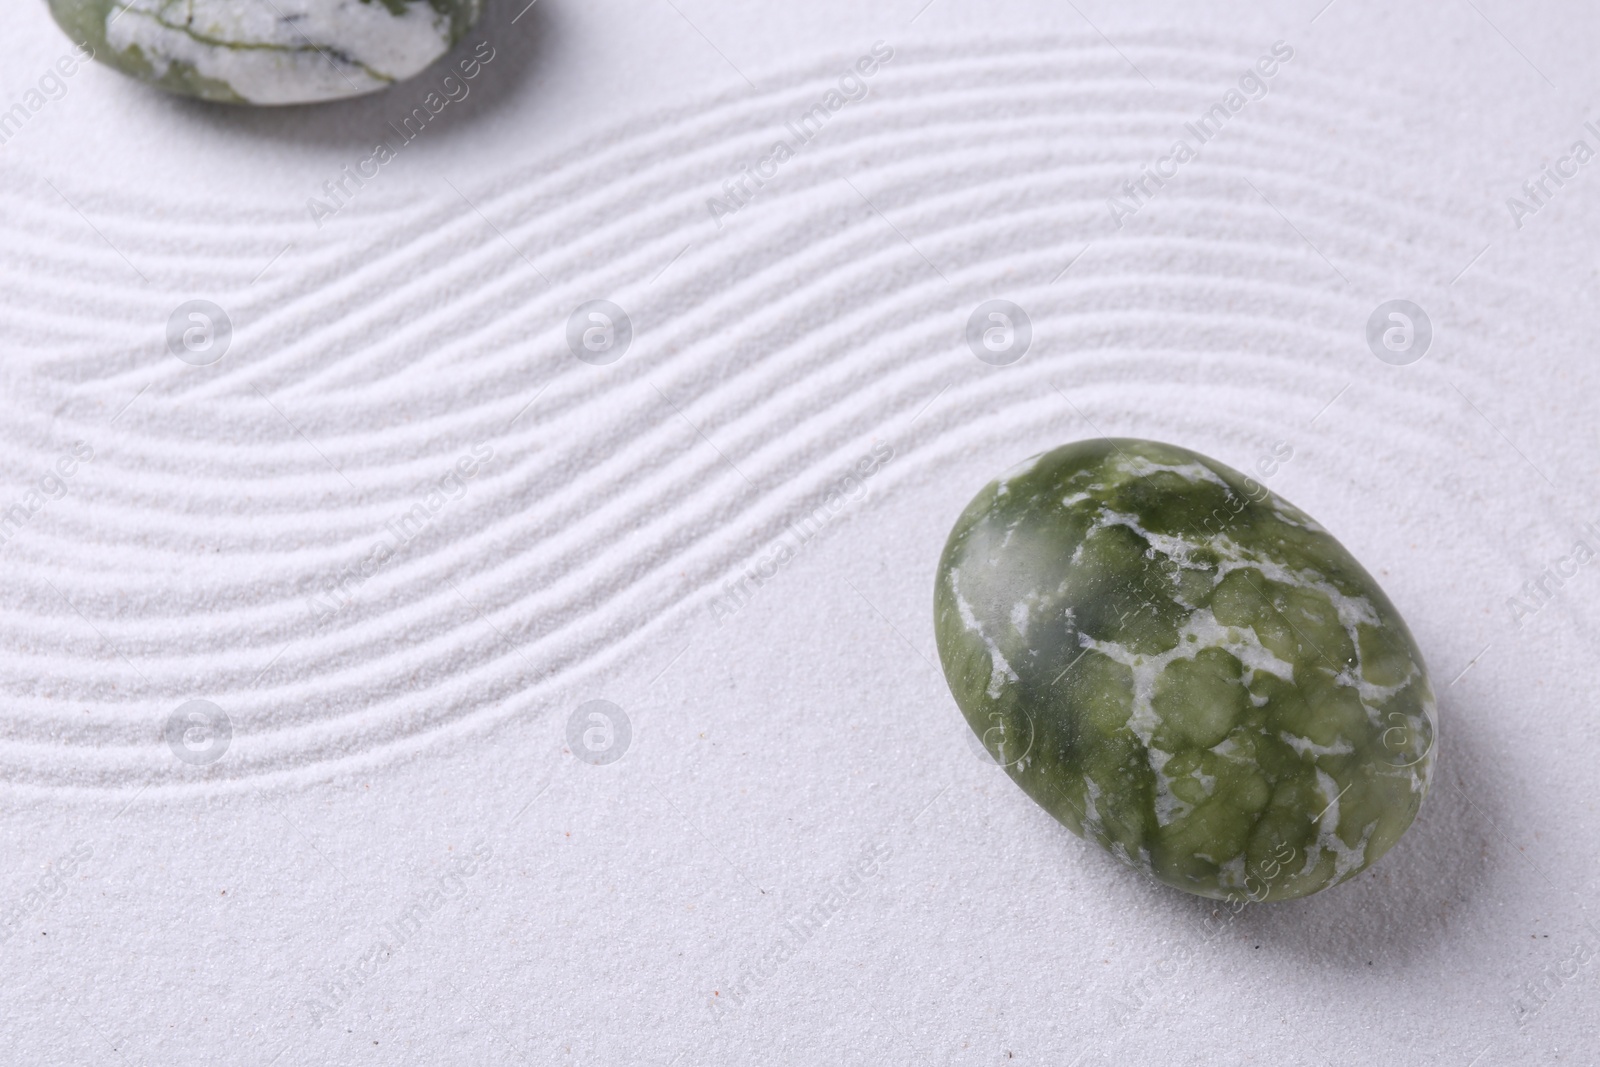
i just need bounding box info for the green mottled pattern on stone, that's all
[47,0,482,105]
[935,438,1435,901]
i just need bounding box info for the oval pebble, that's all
[47,0,483,105]
[934,438,1436,901]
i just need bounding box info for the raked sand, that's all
[1,1,1598,1063]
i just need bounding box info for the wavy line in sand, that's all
[0,36,1537,791]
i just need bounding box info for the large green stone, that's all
[47,0,482,105]
[935,438,1435,901]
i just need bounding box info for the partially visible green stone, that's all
[935,438,1435,901]
[47,0,482,105]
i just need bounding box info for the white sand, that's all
[1,0,1597,1062]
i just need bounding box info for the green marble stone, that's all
[47,0,482,105]
[935,438,1435,902]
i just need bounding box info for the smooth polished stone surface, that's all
[47,0,481,104]
[935,438,1436,902]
